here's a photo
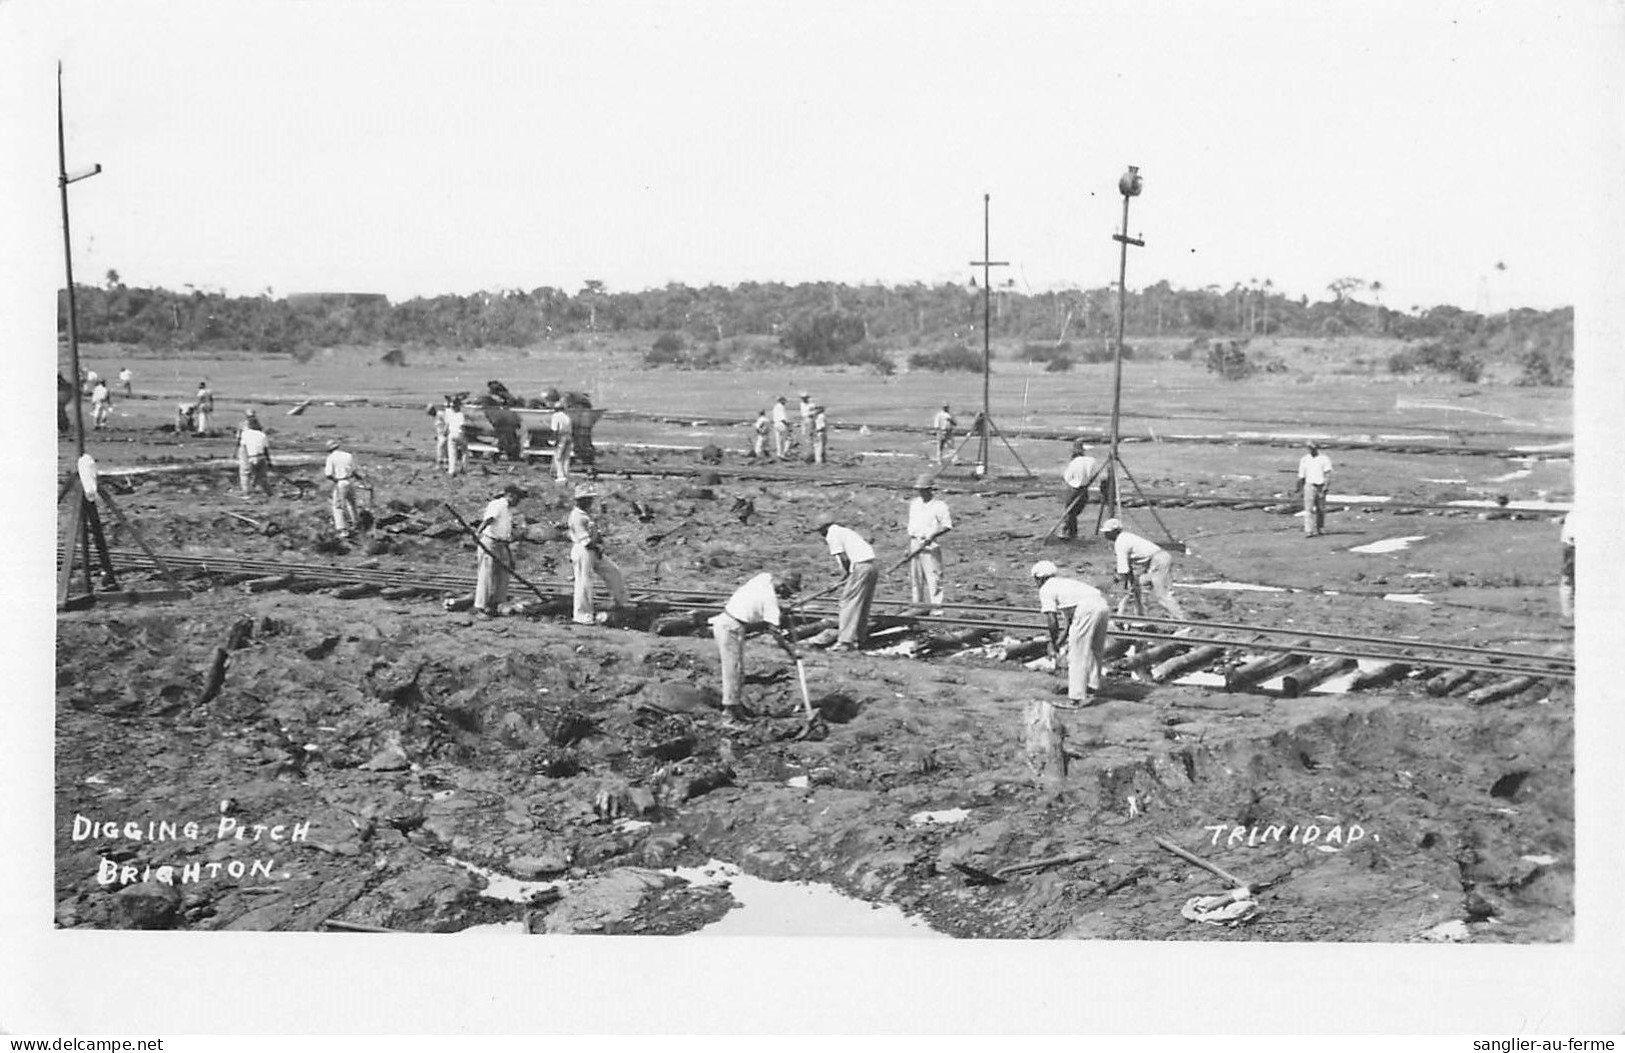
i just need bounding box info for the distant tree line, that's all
[61,271,1572,385]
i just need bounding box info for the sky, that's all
[1,0,1618,313]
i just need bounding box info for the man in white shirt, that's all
[118,367,133,397]
[236,413,272,497]
[568,484,629,624]
[474,484,525,617]
[905,474,953,613]
[769,397,789,460]
[1559,511,1575,626]
[814,515,877,650]
[90,379,111,429]
[1101,518,1188,619]
[444,398,468,476]
[933,404,957,465]
[798,393,815,458]
[324,438,362,538]
[711,571,803,725]
[550,406,574,482]
[1060,441,1102,540]
[1295,441,1333,537]
[811,404,829,465]
[1032,560,1113,707]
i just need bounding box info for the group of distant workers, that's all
[750,393,829,464]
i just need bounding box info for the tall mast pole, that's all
[969,193,1007,477]
[57,62,87,457]
[980,194,992,472]
[1106,165,1143,518]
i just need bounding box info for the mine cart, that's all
[464,401,605,466]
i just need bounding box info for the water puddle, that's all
[1444,499,1570,512]
[671,861,946,939]
[910,808,971,826]
[1331,494,1390,504]
[1485,467,1533,484]
[1383,594,1435,605]
[452,857,944,938]
[1184,581,1288,593]
[1421,477,1468,484]
[1348,535,1426,554]
[449,857,563,903]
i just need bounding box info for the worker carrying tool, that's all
[813,515,877,651]
[1100,518,1188,619]
[904,474,953,614]
[710,570,804,728]
[324,437,364,538]
[1059,441,1106,540]
[568,483,630,624]
[1031,560,1112,708]
[236,410,273,497]
[475,483,526,617]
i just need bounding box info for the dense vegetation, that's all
[60,273,1572,385]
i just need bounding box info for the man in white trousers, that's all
[904,474,953,614]
[1031,560,1112,707]
[474,483,525,617]
[568,483,629,624]
[711,570,802,727]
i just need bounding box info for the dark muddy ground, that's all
[51,359,1577,945]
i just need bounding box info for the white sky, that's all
[2,0,1618,310]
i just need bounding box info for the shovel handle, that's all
[1154,837,1248,889]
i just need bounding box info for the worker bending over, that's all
[1031,560,1112,707]
[1101,518,1187,619]
[711,571,803,727]
[814,515,877,651]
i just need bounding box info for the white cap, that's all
[1030,560,1058,580]
[1101,518,1123,533]
[574,483,598,499]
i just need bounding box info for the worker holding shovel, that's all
[710,570,805,728]
[902,474,953,615]
[473,483,526,617]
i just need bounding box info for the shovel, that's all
[1153,836,1252,894]
[793,658,816,720]
[953,850,1092,886]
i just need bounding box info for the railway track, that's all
[72,548,1574,704]
[83,447,1570,519]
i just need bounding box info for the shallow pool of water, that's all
[1185,581,1288,593]
[671,861,947,939]
[1349,535,1426,554]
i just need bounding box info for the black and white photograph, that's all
[4,0,1622,1037]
